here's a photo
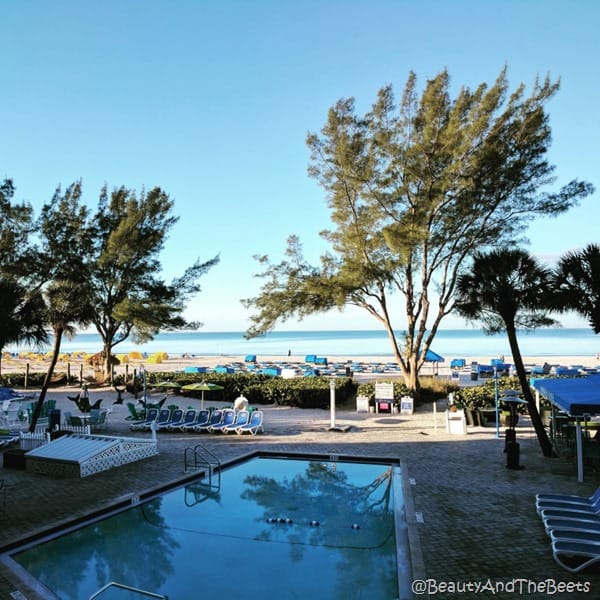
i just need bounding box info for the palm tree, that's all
[551,243,600,333]
[0,277,48,375]
[455,249,555,457]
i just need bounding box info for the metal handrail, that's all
[183,442,221,490]
[89,581,168,599]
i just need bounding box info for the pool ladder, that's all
[184,441,221,490]
[89,581,167,599]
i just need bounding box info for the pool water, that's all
[14,456,411,599]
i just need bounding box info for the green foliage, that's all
[454,377,529,413]
[243,69,592,395]
[146,371,357,409]
[551,244,600,334]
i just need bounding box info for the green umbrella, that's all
[181,381,224,410]
[150,380,182,391]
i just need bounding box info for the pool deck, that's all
[1,389,600,599]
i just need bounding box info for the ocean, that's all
[6,328,600,359]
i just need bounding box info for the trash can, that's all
[470,362,479,381]
[48,408,61,432]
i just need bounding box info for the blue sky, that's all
[2,0,598,332]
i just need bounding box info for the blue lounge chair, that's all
[144,408,171,431]
[193,409,222,433]
[544,517,600,535]
[208,409,236,433]
[552,539,600,573]
[223,410,249,433]
[168,409,196,431]
[180,409,209,432]
[536,487,600,506]
[235,410,263,435]
[537,497,600,516]
[157,408,183,431]
[129,407,159,431]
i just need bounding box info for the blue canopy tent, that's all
[532,375,600,481]
[423,349,444,375]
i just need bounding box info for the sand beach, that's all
[1,350,599,381]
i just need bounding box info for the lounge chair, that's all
[537,498,600,515]
[544,517,600,535]
[539,505,600,521]
[552,539,600,573]
[180,409,209,432]
[223,410,249,433]
[157,408,183,431]
[550,528,600,545]
[126,402,144,421]
[536,489,600,514]
[208,409,236,433]
[235,410,263,435]
[144,408,171,431]
[167,409,196,431]
[193,409,222,433]
[129,407,159,431]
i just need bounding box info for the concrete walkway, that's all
[1,390,599,599]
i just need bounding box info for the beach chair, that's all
[208,408,236,433]
[223,410,249,433]
[544,517,600,535]
[539,504,600,522]
[551,539,600,573]
[167,409,196,431]
[193,409,222,433]
[90,409,108,432]
[536,487,600,506]
[129,407,159,431]
[537,496,600,516]
[181,409,209,432]
[126,402,144,421]
[157,408,183,431]
[235,410,263,435]
[144,408,171,431]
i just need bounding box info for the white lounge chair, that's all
[552,539,600,573]
[235,410,263,435]
[539,503,600,520]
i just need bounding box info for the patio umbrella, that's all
[150,380,182,392]
[181,381,224,410]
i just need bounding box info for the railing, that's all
[183,442,221,491]
[89,581,168,599]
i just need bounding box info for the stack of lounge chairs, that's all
[536,487,600,572]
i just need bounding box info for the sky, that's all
[2,0,599,332]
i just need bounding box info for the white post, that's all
[576,419,584,483]
[433,400,437,433]
[330,378,336,429]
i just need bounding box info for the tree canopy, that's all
[243,68,593,392]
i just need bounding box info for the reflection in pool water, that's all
[14,456,411,599]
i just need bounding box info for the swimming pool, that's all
[10,453,414,599]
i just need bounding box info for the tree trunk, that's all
[29,328,63,432]
[506,325,554,457]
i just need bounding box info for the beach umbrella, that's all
[150,380,182,392]
[181,381,224,410]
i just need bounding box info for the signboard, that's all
[374,382,394,400]
[400,395,414,415]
